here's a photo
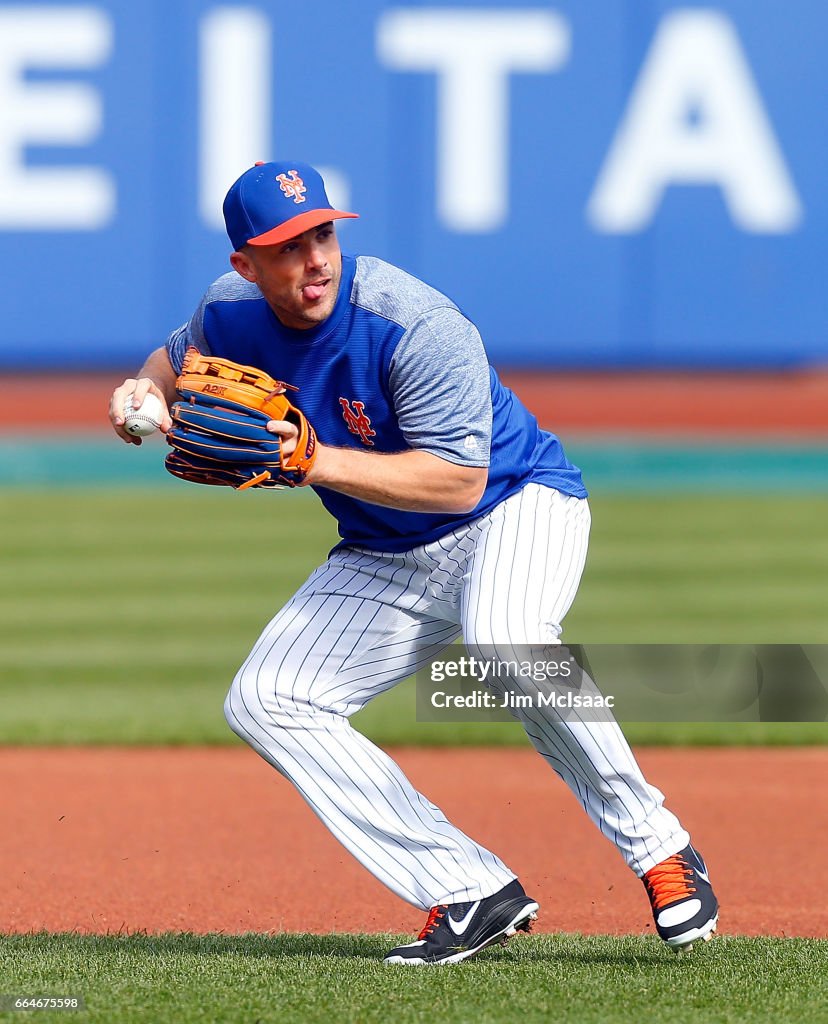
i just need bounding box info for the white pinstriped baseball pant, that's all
[224,484,689,909]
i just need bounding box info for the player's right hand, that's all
[109,377,173,446]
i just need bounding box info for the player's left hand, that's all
[266,419,299,458]
[164,349,317,490]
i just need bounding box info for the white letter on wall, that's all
[199,7,271,229]
[0,6,114,230]
[588,9,802,233]
[378,8,570,232]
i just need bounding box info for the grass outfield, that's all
[2,488,827,746]
[0,933,825,1024]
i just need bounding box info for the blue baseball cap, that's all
[223,160,358,250]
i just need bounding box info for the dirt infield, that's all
[2,746,825,938]
[2,370,828,434]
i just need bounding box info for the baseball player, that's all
[108,161,719,964]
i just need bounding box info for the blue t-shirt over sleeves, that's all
[166,252,586,552]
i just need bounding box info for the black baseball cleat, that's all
[384,879,539,966]
[643,844,719,952]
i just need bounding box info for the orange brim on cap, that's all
[247,208,359,247]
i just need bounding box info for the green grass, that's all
[1,488,827,746]
[0,933,825,1024]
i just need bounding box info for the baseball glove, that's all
[165,348,317,490]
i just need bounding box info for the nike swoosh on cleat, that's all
[696,867,710,883]
[447,902,480,935]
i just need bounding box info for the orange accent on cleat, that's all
[418,906,447,940]
[643,853,696,911]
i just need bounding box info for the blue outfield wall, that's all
[2,1,827,370]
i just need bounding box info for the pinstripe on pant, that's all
[224,484,689,909]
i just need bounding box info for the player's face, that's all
[230,223,342,330]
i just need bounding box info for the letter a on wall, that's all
[588,9,802,233]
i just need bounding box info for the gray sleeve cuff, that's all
[389,307,492,466]
[165,296,211,373]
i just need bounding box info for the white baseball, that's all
[124,392,165,437]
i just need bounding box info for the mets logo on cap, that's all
[223,160,359,250]
[277,170,307,204]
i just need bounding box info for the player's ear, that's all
[230,249,256,283]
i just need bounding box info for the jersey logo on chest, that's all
[339,398,376,446]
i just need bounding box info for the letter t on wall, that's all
[377,8,570,232]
